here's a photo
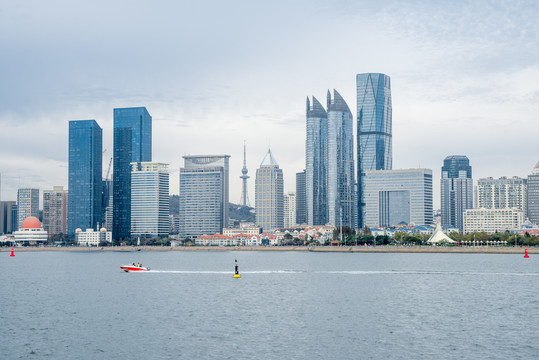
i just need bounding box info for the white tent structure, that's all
[427,224,456,244]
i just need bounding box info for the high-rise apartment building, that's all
[0,201,17,234]
[284,192,297,228]
[131,162,169,238]
[113,107,152,240]
[327,90,354,228]
[476,176,526,213]
[363,169,433,227]
[295,170,306,225]
[68,120,103,236]
[357,73,392,228]
[463,208,523,234]
[255,150,284,232]
[441,155,473,232]
[526,162,539,224]
[43,186,68,235]
[306,96,328,226]
[17,188,40,229]
[179,155,230,238]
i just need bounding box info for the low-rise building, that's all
[223,225,261,237]
[13,216,48,244]
[463,208,523,234]
[76,228,112,246]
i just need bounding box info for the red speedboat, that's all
[121,263,150,272]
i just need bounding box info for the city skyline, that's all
[2,1,539,210]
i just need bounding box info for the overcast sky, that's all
[1,0,539,209]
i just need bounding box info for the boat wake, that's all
[140,270,539,276]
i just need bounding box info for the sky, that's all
[1,0,539,210]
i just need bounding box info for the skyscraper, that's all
[179,155,230,238]
[357,73,392,228]
[526,162,539,224]
[239,142,250,206]
[113,107,152,240]
[131,162,169,238]
[68,120,103,236]
[306,96,328,226]
[17,188,39,229]
[327,89,354,228]
[295,170,306,225]
[255,149,284,232]
[0,201,16,234]
[43,186,68,235]
[476,176,527,212]
[441,155,473,231]
[284,192,297,228]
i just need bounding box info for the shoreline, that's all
[1,245,536,254]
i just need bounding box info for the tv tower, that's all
[240,141,250,207]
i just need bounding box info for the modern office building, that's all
[476,176,526,213]
[113,107,152,240]
[527,162,539,224]
[68,120,103,236]
[255,149,284,232]
[363,169,433,227]
[131,162,169,238]
[17,188,40,230]
[43,186,68,236]
[441,155,473,232]
[284,192,297,228]
[306,96,328,226]
[0,201,16,234]
[463,208,523,234]
[327,89,354,228]
[179,155,230,238]
[357,73,392,228]
[295,170,306,225]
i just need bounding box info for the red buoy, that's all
[524,248,530,258]
[9,247,15,257]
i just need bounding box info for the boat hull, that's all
[121,265,149,272]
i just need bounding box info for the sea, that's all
[0,250,537,359]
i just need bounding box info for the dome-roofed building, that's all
[13,216,48,244]
[75,227,112,246]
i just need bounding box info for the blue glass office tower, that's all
[357,73,392,229]
[441,155,473,232]
[306,96,328,226]
[113,107,152,240]
[327,90,355,228]
[68,120,103,236]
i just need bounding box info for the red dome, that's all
[21,216,41,229]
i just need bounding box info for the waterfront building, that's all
[363,169,433,227]
[130,162,169,238]
[223,225,262,237]
[463,208,523,234]
[17,188,39,230]
[441,155,473,232]
[357,73,392,229]
[0,201,16,234]
[43,186,68,236]
[284,192,297,228]
[306,96,328,226]
[327,90,354,228]
[255,149,284,232]
[13,216,48,243]
[75,227,112,246]
[295,170,306,225]
[179,155,230,239]
[68,120,103,236]
[476,176,526,213]
[113,107,152,240]
[526,162,539,224]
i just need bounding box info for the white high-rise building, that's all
[476,176,526,213]
[131,162,169,238]
[284,192,297,228]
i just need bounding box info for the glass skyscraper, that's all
[441,155,473,232]
[255,149,284,232]
[327,90,354,228]
[357,73,392,228]
[179,155,230,239]
[306,96,328,226]
[295,170,306,225]
[113,107,152,240]
[68,120,103,236]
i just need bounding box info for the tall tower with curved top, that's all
[240,142,250,207]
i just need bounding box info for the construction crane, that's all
[105,157,112,180]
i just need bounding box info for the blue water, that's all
[1,251,537,359]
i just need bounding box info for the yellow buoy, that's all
[233,274,241,278]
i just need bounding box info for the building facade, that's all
[113,107,152,240]
[13,216,48,243]
[441,155,473,232]
[363,169,433,227]
[357,73,392,228]
[179,155,230,239]
[43,186,68,236]
[255,150,284,232]
[526,162,539,224]
[75,228,112,246]
[476,176,526,213]
[17,188,39,230]
[463,208,523,234]
[306,96,328,226]
[295,170,306,225]
[68,120,102,236]
[284,192,297,228]
[0,201,17,234]
[327,89,354,228]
